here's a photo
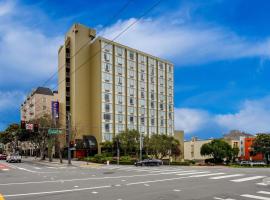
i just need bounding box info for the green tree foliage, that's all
[252,133,270,164]
[0,123,19,144]
[114,129,140,156]
[200,139,235,163]
[148,134,181,159]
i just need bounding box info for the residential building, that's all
[21,87,58,121]
[184,137,212,160]
[58,23,174,155]
[239,136,263,161]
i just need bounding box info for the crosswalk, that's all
[97,165,269,187]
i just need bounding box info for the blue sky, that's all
[0,0,270,139]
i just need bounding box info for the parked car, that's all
[240,160,251,166]
[0,154,7,160]
[134,159,163,167]
[251,161,266,166]
[6,154,22,163]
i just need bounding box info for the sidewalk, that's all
[22,156,102,168]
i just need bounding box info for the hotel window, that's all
[116,47,124,57]
[103,53,112,63]
[140,117,145,125]
[43,106,46,110]
[139,108,146,115]
[128,60,135,69]
[140,82,146,90]
[117,95,124,104]
[103,83,112,92]
[104,124,110,132]
[139,55,146,64]
[117,115,124,123]
[150,67,155,76]
[169,112,172,120]
[128,51,135,60]
[129,116,134,123]
[129,97,134,105]
[160,118,164,126]
[159,62,164,70]
[103,114,111,121]
[42,97,46,103]
[139,99,146,107]
[151,118,155,126]
[150,77,155,84]
[129,70,135,78]
[150,101,155,109]
[128,107,135,114]
[103,63,112,73]
[116,57,124,65]
[104,93,111,102]
[128,79,135,88]
[102,42,112,52]
[116,105,124,113]
[168,65,172,73]
[140,91,145,99]
[160,103,164,110]
[103,73,112,83]
[117,77,124,86]
[117,66,123,75]
[116,86,124,94]
[128,88,135,96]
[105,104,110,112]
[150,93,155,101]
[140,73,145,82]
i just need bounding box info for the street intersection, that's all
[0,160,269,200]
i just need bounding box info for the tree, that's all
[200,139,234,163]
[114,129,140,156]
[252,133,270,164]
[148,134,181,160]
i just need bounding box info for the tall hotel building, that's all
[58,24,174,153]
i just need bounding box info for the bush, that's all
[170,161,191,166]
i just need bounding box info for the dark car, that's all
[0,154,7,160]
[134,159,163,167]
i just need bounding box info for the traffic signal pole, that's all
[67,112,71,165]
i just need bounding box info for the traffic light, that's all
[34,124,39,132]
[21,121,26,130]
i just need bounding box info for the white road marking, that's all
[1,169,9,171]
[241,194,270,200]
[126,176,189,186]
[231,176,265,183]
[214,197,235,200]
[34,167,41,170]
[177,171,210,176]
[144,184,150,187]
[0,170,201,186]
[91,191,98,194]
[189,173,225,178]
[74,186,79,188]
[209,174,244,180]
[115,184,121,187]
[173,189,181,192]
[257,183,268,186]
[258,191,270,195]
[3,185,111,197]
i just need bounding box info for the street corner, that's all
[0,193,5,200]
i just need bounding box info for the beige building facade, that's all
[58,24,174,153]
[21,87,58,121]
[184,137,212,160]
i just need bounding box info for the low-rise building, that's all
[184,137,212,161]
[240,136,263,161]
[21,87,58,121]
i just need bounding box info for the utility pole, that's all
[67,112,71,165]
[140,133,143,161]
[116,138,120,165]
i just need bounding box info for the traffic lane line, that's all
[3,185,111,198]
[4,163,59,174]
[0,170,201,186]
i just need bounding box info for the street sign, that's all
[48,128,62,135]
[51,101,59,119]
[26,123,33,131]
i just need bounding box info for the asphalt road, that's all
[0,159,270,200]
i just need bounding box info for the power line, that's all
[40,0,135,90]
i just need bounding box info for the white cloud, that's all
[216,96,270,133]
[174,108,211,134]
[101,17,270,65]
[0,1,63,86]
[175,96,270,136]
